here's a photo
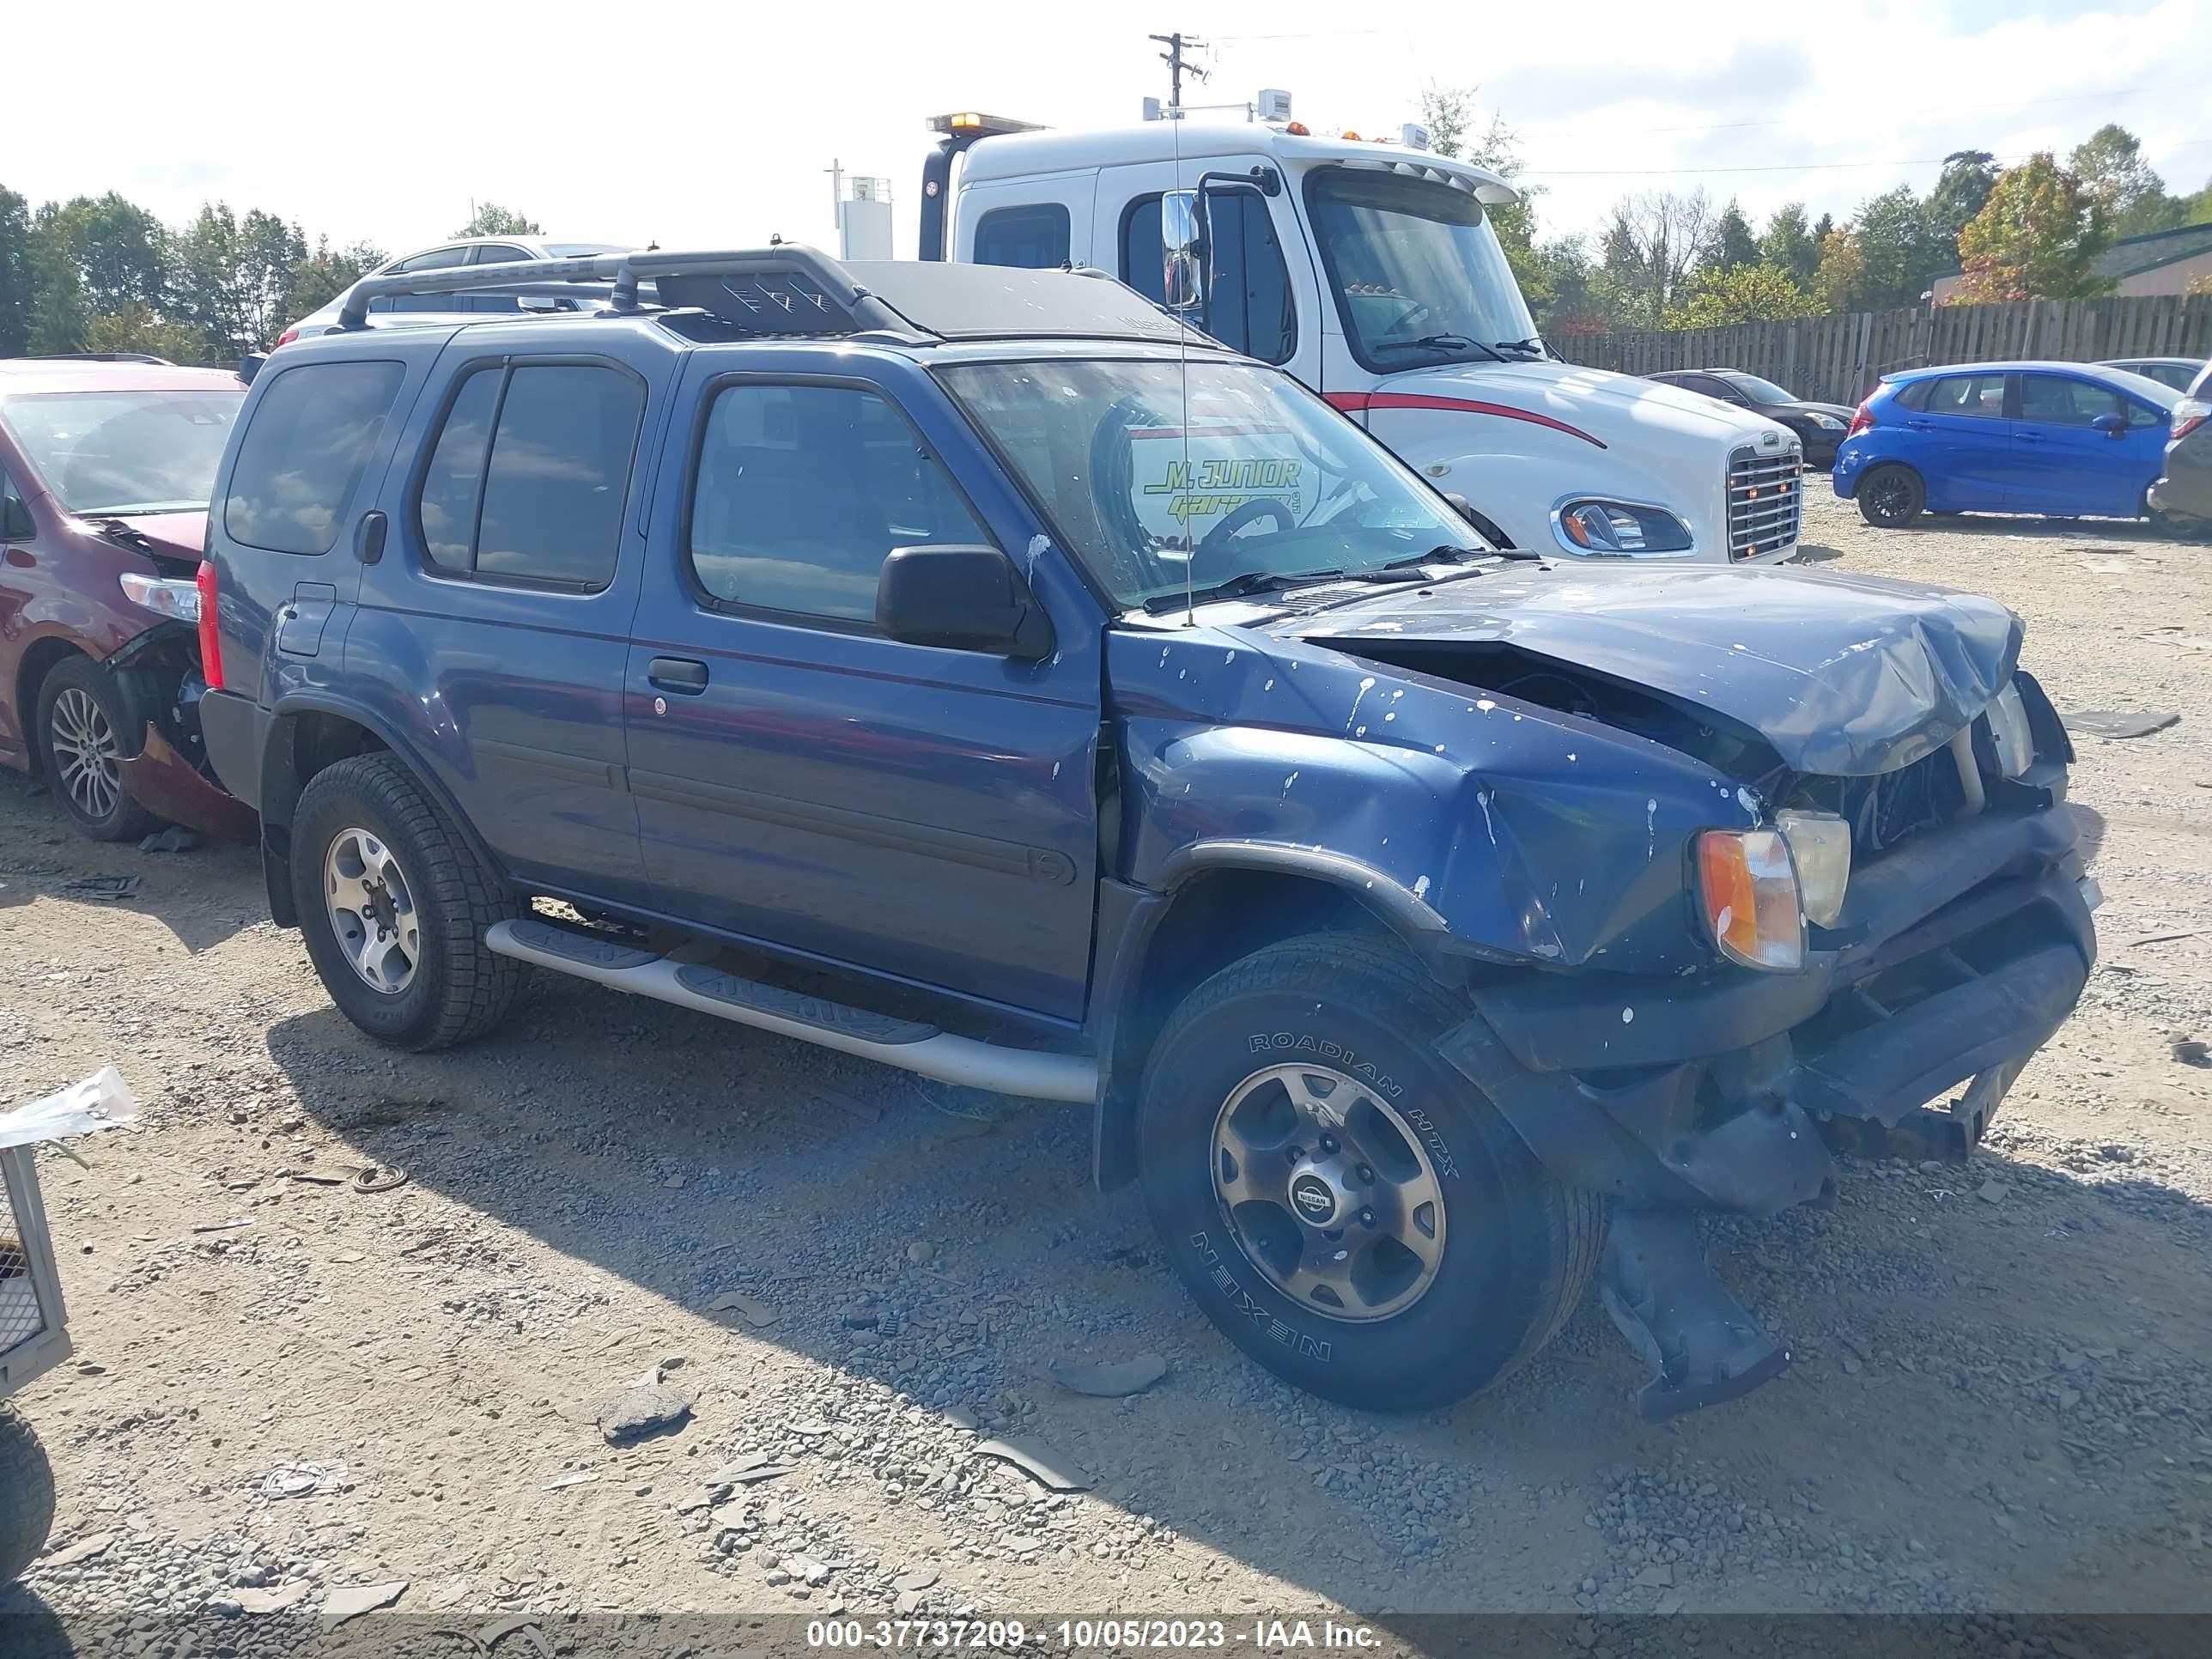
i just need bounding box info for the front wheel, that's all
[291,754,522,1050]
[35,656,158,843]
[1137,934,1602,1412]
[0,1405,57,1583]
[1856,464,1925,528]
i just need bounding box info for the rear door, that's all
[623,352,1104,1024]
[349,329,674,902]
[2010,372,2166,517]
[1905,371,2018,510]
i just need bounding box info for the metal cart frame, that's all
[0,1143,72,1400]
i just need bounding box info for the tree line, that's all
[1420,93,2212,333]
[0,195,539,363]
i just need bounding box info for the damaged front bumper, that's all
[1437,803,2096,1417]
[106,627,256,842]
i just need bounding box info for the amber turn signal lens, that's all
[1698,830,1803,972]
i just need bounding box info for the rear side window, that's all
[1892,379,1934,412]
[974,204,1071,270]
[688,382,991,624]
[225,361,407,555]
[1925,374,2008,419]
[415,362,644,591]
[1121,191,1297,364]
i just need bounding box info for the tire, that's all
[1136,933,1603,1413]
[34,656,158,843]
[290,753,522,1050]
[0,1405,56,1584]
[1855,464,1925,528]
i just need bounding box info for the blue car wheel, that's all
[1856,464,1925,529]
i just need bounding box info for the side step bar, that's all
[483,919,1096,1103]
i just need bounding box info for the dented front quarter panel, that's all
[1109,624,1759,975]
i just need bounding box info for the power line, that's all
[1523,137,2212,179]
[1531,81,2185,141]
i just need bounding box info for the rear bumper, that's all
[1437,805,2094,1215]
[2148,450,2212,520]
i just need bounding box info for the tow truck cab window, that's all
[686,382,992,625]
[415,362,644,591]
[973,204,1072,270]
[225,360,407,556]
[1120,191,1296,365]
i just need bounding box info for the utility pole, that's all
[1150,31,1207,110]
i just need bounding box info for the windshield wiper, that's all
[1381,544,1487,569]
[1370,334,1507,363]
[1144,567,1347,612]
[1490,337,1549,359]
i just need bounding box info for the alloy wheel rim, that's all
[49,687,121,822]
[1209,1061,1448,1323]
[323,827,422,994]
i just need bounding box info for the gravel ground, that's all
[2,489,2209,1655]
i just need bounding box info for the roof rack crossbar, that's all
[337,245,908,337]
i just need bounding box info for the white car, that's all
[275,237,633,348]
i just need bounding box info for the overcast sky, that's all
[10,0,2209,261]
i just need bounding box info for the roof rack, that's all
[338,245,908,337]
[336,243,1215,351]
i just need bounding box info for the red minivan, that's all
[0,356,253,842]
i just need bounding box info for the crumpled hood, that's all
[82,510,207,565]
[1382,359,1797,446]
[1260,564,2023,776]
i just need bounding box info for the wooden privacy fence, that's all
[1557,294,2212,405]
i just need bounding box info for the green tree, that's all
[1928,150,1998,242]
[174,204,310,356]
[1811,228,1866,312]
[451,202,541,238]
[284,237,387,323]
[0,185,30,356]
[2069,124,2183,238]
[1667,263,1821,327]
[1597,189,1717,327]
[27,231,88,354]
[1952,152,2112,302]
[1709,200,1759,272]
[1759,203,1820,286]
[37,193,167,313]
[1851,185,1949,308]
[84,306,210,364]
[1416,86,1593,331]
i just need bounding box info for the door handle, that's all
[2014,431,2045,442]
[1905,418,1933,430]
[647,656,708,691]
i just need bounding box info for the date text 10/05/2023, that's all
[805,1620,1381,1650]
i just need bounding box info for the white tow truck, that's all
[919,106,1804,565]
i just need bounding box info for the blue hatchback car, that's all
[1834,360,2178,528]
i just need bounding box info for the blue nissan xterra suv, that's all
[195,247,2100,1420]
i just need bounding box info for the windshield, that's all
[1723,373,1797,404]
[939,356,1477,611]
[1304,168,1540,374]
[0,388,242,515]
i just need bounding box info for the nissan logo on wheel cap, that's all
[1289,1173,1338,1224]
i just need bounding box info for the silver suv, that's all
[275,237,633,346]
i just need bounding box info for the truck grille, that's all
[1728,445,1802,560]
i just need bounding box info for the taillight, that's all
[1846,400,1875,437]
[2173,399,2209,441]
[274,326,298,349]
[196,561,224,691]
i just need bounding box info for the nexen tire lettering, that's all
[1188,1231,1333,1361]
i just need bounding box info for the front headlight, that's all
[1808,413,1845,431]
[1986,683,2035,779]
[1776,809,1850,927]
[1553,500,1693,556]
[118,572,200,623]
[1698,829,1804,972]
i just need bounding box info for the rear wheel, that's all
[0,1405,56,1583]
[35,656,158,843]
[1137,933,1602,1412]
[291,754,521,1050]
[1856,464,1925,528]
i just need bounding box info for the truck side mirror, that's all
[1160,189,1206,319]
[877,544,1054,659]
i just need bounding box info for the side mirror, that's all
[1160,189,1206,319]
[1,492,33,541]
[2091,411,2127,438]
[516,293,562,313]
[237,353,266,386]
[877,544,1053,659]
[1443,492,1480,523]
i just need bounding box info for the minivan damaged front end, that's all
[1115,562,2097,1419]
